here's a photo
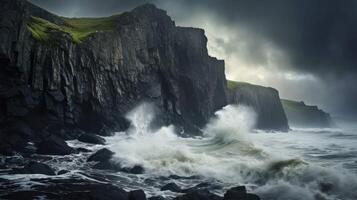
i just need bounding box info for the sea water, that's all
[1,103,357,200]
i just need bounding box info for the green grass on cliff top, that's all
[281,99,308,112]
[227,80,251,90]
[27,16,118,43]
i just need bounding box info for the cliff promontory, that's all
[281,99,333,128]
[227,81,289,131]
[0,0,227,153]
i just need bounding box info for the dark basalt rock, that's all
[87,148,122,171]
[281,99,334,128]
[12,161,55,175]
[174,189,223,200]
[55,128,86,141]
[59,184,129,200]
[224,186,260,200]
[148,196,167,200]
[161,182,182,192]
[36,135,74,155]
[57,169,70,175]
[122,165,145,174]
[87,148,115,162]
[182,182,222,193]
[129,190,147,200]
[0,0,228,155]
[227,81,289,131]
[78,133,106,145]
[76,147,92,153]
[87,150,143,174]
[93,161,122,171]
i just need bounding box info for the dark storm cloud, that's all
[165,0,357,76]
[29,0,146,17]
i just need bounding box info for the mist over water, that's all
[105,103,357,200]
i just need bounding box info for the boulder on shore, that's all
[12,161,55,176]
[36,135,74,155]
[78,133,106,145]
[87,148,114,162]
[224,186,260,200]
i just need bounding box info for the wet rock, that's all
[87,148,115,162]
[36,135,74,155]
[224,186,260,200]
[76,147,92,153]
[97,125,115,136]
[93,161,122,171]
[174,189,222,200]
[227,81,289,131]
[6,120,34,138]
[57,170,70,175]
[0,128,28,155]
[122,165,145,174]
[7,135,28,152]
[129,189,147,200]
[0,0,228,140]
[0,191,59,200]
[161,182,182,192]
[87,148,121,171]
[148,196,166,200]
[13,161,55,175]
[60,184,129,200]
[78,133,106,145]
[168,175,200,180]
[182,182,222,193]
[55,128,85,140]
[319,182,334,193]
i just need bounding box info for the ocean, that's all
[1,103,357,200]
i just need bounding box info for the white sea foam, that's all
[105,103,357,199]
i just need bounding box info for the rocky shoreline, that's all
[0,134,261,200]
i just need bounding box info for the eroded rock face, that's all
[227,81,289,131]
[0,0,227,153]
[281,99,334,128]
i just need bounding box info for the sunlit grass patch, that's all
[27,15,118,43]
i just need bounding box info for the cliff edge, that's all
[0,0,227,154]
[227,81,289,131]
[281,99,334,128]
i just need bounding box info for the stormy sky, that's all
[29,0,357,119]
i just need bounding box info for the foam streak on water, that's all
[106,103,357,200]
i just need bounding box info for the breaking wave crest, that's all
[106,103,357,200]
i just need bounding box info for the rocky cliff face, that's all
[281,99,333,128]
[0,0,227,153]
[227,81,289,131]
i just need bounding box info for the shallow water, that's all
[1,103,357,200]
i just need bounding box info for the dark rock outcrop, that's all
[148,196,166,200]
[12,161,55,175]
[122,165,145,174]
[87,148,144,174]
[174,189,222,200]
[161,182,182,192]
[87,148,114,162]
[224,186,260,200]
[129,190,147,200]
[36,134,74,155]
[281,99,334,128]
[57,169,69,175]
[78,133,106,145]
[0,0,227,154]
[227,81,289,131]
